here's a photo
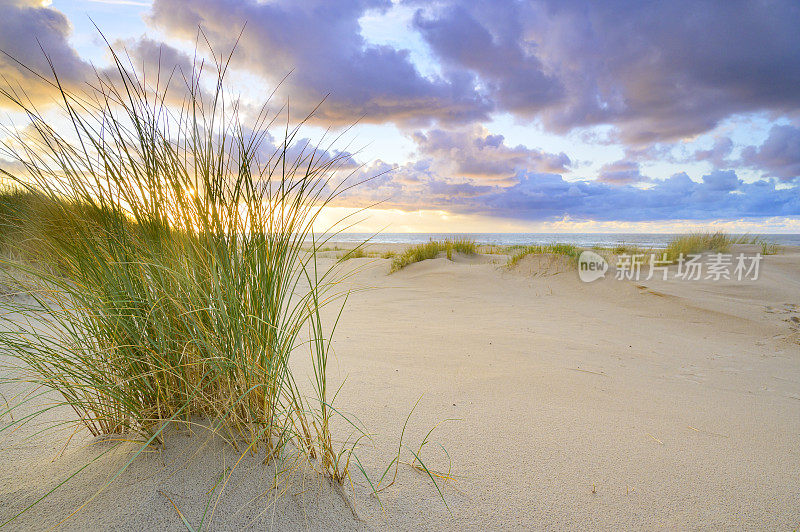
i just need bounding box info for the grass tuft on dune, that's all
[664,232,733,262]
[390,238,476,272]
[506,243,579,267]
[337,246,370,261]
[0,36,367,518]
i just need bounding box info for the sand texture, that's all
[1,244,799,530]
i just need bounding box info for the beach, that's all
[2,243,799,530]
[3,0,800,528]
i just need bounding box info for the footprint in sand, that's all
[764,303,800,342]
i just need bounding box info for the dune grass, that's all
[663,232,733,262]
[389,238,476,272]
[730,234,782,255]
[610,243,654,256]
[337,246,370,261]
[760,241,782,255]
[478,244,506,255]
[506,243,579,267]
[0,37,373,519]
[0,188,132,272]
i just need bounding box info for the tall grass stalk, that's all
[0,36,361,500]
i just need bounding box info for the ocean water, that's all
[327,233,800,249]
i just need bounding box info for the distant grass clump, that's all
[730,234,782,255]
[507,243,579,267]
[478,244,506,255]
[0,36,364,505]
[731,234,782,255]
[760,241,782,255]
[390,238,476,272]
[337,246,369,262]
[611,243,653,255]
[664,231,733,262]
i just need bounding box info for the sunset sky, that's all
[2,0,799,232]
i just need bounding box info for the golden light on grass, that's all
[0,36,374,524]
[389,238,477,272]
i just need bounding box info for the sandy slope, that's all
[1,245,799,530]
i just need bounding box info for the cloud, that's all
[740,125,800,181]
[597,160,648,185]
[411,125,570,183]
[121,36,198,84]
[538,0,800,143]
[410,0,800,143]
[5,0,800,154]
[478,171,799,221]
[701,169,740,192]
[4,0,799,227]
[146,0,491,127]
[0,0,92,107]
[0,6,205,112]
[338,161,800,222]
[10,0,800,148]
[412,3,563,116]
[694,137,734,168]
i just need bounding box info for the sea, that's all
[327,233,800,249]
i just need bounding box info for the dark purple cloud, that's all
[144,0,800,142]
[121,37,199,83]
[597,160,648,185]
[410,0,800,143]
[701,169,740,192]
[694,137,734,168]
[9,0,800,147]
[477,171,798,221]
[412,126,570,182]
[541,0,800,143]
[740,125,800,181]
[412,3,562,116]
[146,0,491,127]
[338,162,800,222]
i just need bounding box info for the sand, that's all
[1,244,799,530]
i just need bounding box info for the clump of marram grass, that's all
[611,243,654,255]
[390,238,476,272]
[506,243,579,267]
[727,234,782,255]
[760,241,782,255]
[478,244,506,255]
[0,38,377,522]
[731,234,782,255]
[337,246,369,262]
[664,231,733,262]
[447,237,478,256]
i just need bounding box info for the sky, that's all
[1,0,799,233]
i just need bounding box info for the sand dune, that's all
[2,245,799,529]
